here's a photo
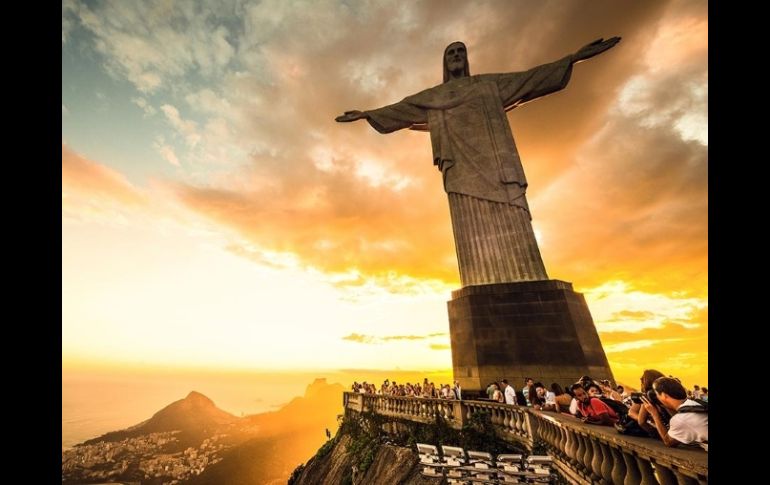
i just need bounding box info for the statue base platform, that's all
[448,280,614,395]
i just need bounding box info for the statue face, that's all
[445,42,467,74]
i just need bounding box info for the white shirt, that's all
[569,398,579,415]
[504,385,517,405]
[668,399,708,449]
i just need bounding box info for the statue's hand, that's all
[572,37,621,63]
[335,110,368,122]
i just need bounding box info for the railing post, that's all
[564,428,580,466]
[589,437,603,482]
[575,433,588,474]
[609,445,627,485]
[622,450,642,485]
[556,426,568,461]
[452,400,466,428]
[655,463,679,485]
[674,470,701,485]
[636,455,659,485]
[524,409,538,443]
[598,441,613,484]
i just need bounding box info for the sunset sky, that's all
[62,0,707,387]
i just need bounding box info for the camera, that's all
[631,390,660,405]
[646,389,661,405]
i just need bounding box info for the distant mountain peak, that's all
[185,390,215,404]
[304,378,331,398]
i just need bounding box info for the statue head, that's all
[443,41,470,83]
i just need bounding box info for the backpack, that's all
[515,390,527,407]
[596,396,630,419]
[592,397,650,438]
[678,399,708,413]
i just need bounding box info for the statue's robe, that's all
[364,56,573,286]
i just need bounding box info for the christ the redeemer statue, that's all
[336,38,620,287]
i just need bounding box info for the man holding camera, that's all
[641,377,708,450]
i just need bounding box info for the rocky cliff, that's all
[292,434,437,485]
[290,408,523,485]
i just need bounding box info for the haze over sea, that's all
[62,366,452,450]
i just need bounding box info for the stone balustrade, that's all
[343,392,708,484]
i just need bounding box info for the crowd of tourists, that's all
[482,373,708,451]
[351,378,463,400]
[350,371,708,451]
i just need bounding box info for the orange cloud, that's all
[342,333,375,344]
[535,113,707,297]
[174,154,459,286]
[62,144,145,209]
[600,321,706,346]
[384,333,445,341]
[429,344,451,351]
[342,332,447,344]
[607,310,656,321]
[599,316,707,387]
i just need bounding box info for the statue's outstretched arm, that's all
[571,37,621,64]
[336,100,427,134]
[335,110,369,122]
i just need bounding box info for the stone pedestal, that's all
[448,280,614,394]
